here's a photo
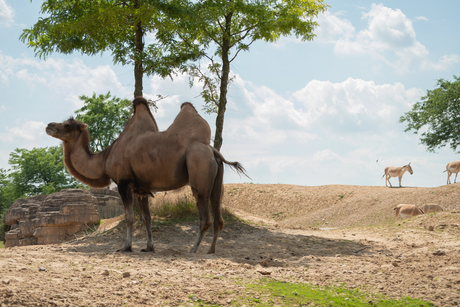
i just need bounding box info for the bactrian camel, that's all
[394,204,423,219]
[46,97,248,253]
[381,163,413,188]
[444,161,460,185]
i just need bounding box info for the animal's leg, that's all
[208,159,224,254]
[189,188,212,253]
[455,172,458,184]
[398,176,402,187]
[117,180,134,252]
[447,171,451,184]
[387,175,392,188]
[384,174,388,187]
[187,144,217,253]
[137,195,154,252]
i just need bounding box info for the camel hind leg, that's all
[187,144,217,253]
[207,156,225,254]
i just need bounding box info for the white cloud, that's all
[315,11,355,43]
[1,120,46,141]
[0,54,131,107]
[0,0,14,27]
[415,16,428,21]
[321,4,459,73]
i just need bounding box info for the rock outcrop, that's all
[5,189,100,248]
[89,188,124,219]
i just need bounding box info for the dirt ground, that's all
[1,183,460,306]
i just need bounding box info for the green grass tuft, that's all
[192,279,434,306]
[0,241,4,248]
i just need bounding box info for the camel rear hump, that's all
[166,102,211,145]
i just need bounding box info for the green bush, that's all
[0,209,8,245]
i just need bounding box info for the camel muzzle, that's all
[45,125,57,136]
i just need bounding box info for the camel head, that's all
[46,118,88,142]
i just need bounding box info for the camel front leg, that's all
[117,180,134,252]
[137,195,154,252]
[398,176,402,187]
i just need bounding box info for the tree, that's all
[0,169,13,214]
[400,76,460,152]
[20,0,199,97]
[75,92,132,153]
[175,0,328,150]
[7,146,82,199]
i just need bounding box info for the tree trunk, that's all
[213,12,233,151]
[134,0,144,98]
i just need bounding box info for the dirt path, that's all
[1,184,460,306]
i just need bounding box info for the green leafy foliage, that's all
[174,0,328,150]
[20,0,201,97]
[75,92,131,153]
[7,147,82,199]
[400,76,460,152]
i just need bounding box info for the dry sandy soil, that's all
[1,183,460,306]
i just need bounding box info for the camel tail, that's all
[381,174,385,180]
[212,148,251,180]
[443,170,447,173]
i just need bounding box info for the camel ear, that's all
[80,123,88,130]
[408,162,411,165]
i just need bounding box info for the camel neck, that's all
[63,131,111,188]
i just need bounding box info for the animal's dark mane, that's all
[133,96,156,120]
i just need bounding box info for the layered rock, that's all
[5,189,100,248]
[89,188,124,219]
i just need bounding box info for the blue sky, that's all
[0,0,459,188]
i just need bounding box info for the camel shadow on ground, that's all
[56,219,392,268]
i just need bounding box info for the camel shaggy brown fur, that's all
[46,97,248,254]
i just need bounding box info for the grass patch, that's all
[192,279,434,306]
[0,241,4,248]
[149,187,240,225]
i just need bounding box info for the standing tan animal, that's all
[394,204,424,219]
[381,163,413,187]
[46,97,248,254]
[444,161,460,184]
[421,204,444,214]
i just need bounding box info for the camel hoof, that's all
[116,247,133,253]
[140,248,155,252]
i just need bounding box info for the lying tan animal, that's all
[421,204,444,214]
[394,204,423,219]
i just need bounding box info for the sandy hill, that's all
[222,183,460,228]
